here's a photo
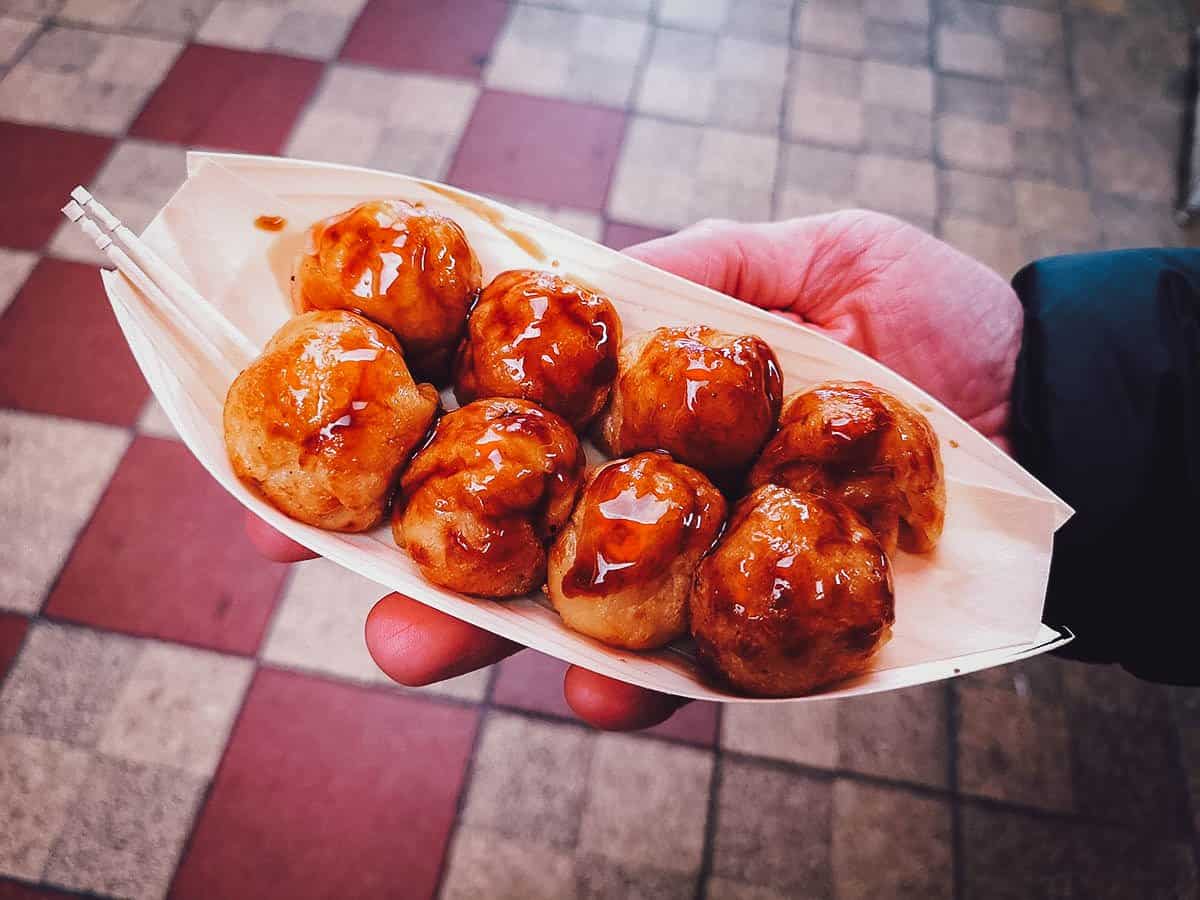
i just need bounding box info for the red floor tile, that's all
[0,613,30,681]
[603,221,670,250]
[447,91,626,211]
[493,649,719,746]
[131,45,322,154]
[45,437,287,656]
[0,258,149,426]
[0,880,83,900]
[341,0,509,79]
[171,668,479,900]
[0,123,113,251]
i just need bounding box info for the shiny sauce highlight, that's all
[563,453,724,597]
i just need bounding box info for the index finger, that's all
[244,511,319,562]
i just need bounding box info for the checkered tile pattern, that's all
[0,0,1198,897]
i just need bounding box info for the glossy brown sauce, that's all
[255,215,286,231]
[562,453,724,597]
[401,399,582,524]
[612,326,783,478]
[421,182,547,261]
[455,270,620,428]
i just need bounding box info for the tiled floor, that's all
[0,0,1198,897]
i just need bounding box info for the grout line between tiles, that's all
[428,655,504,899]
[162,661,266,896]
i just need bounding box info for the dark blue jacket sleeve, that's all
[1011,249,1200,684]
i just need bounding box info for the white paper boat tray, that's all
[95,152,1075,703]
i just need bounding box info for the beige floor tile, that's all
[1,0,62,22]
[1014,179,1091,233]
[864,0,928,26]
[856,154,937,220]
[462,712,596,848]
[611,117,778,229]
[196,0,288,50]
[956,682,1074,811]
[58,0,140,26]
[576,856,695,898]
[262,558,391,683]
[837,684,948,788]
[0,622,139,744]
[936,27,1005,79]
[485,5,648,107]
[0,15,38,64]
[832,780,953,900]
[775,188,854,219]
[721,700,839,767]
[135,397,179,439]
[268,6,362,59]
[940,217,1027,278]
[287,66,477,179]
[126,0,220,38]
[706,878,792,900]
[0,735,91,880]
[97,642,253,777]
[939,168,1017,226]
[44,756,205,900]
[578,733,713,874]
[263,559,491,701]
[796,0,865,55]
[937,116,1013,174]
[1008,85,1073,132]
[786,92,864,149]
[0,411,129,614]
[0,27,180,133]
[862,60,933,114]
[637,30,786,133]
[713,759,833,896]
[657,0,726,30]
[1000,7,1062,46]
[790,48,862,99]
[440,825,576,900]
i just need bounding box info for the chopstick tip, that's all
[70,185,93,205]
[62,199,85,222]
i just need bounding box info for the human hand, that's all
[248,209,1023,728]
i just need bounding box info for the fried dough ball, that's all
[292,199,482,380]
[547,452,727,650]
[454,270,621,429]
[747,381,945,554]
[224,310,439,532]
[690,485,894,697]
[596,326,783,482]
[394,398,585,597]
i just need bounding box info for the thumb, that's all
[617,216,830,317]
[619,211,909,326]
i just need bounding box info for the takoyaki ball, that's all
[547,452,727,650]
[292,200,482,380]
[454,270,621,430]
[224,310,439,532]
[747,381,945,554]
[394,398,584,597]
[596,326,783,483]
[691,485,894,697]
